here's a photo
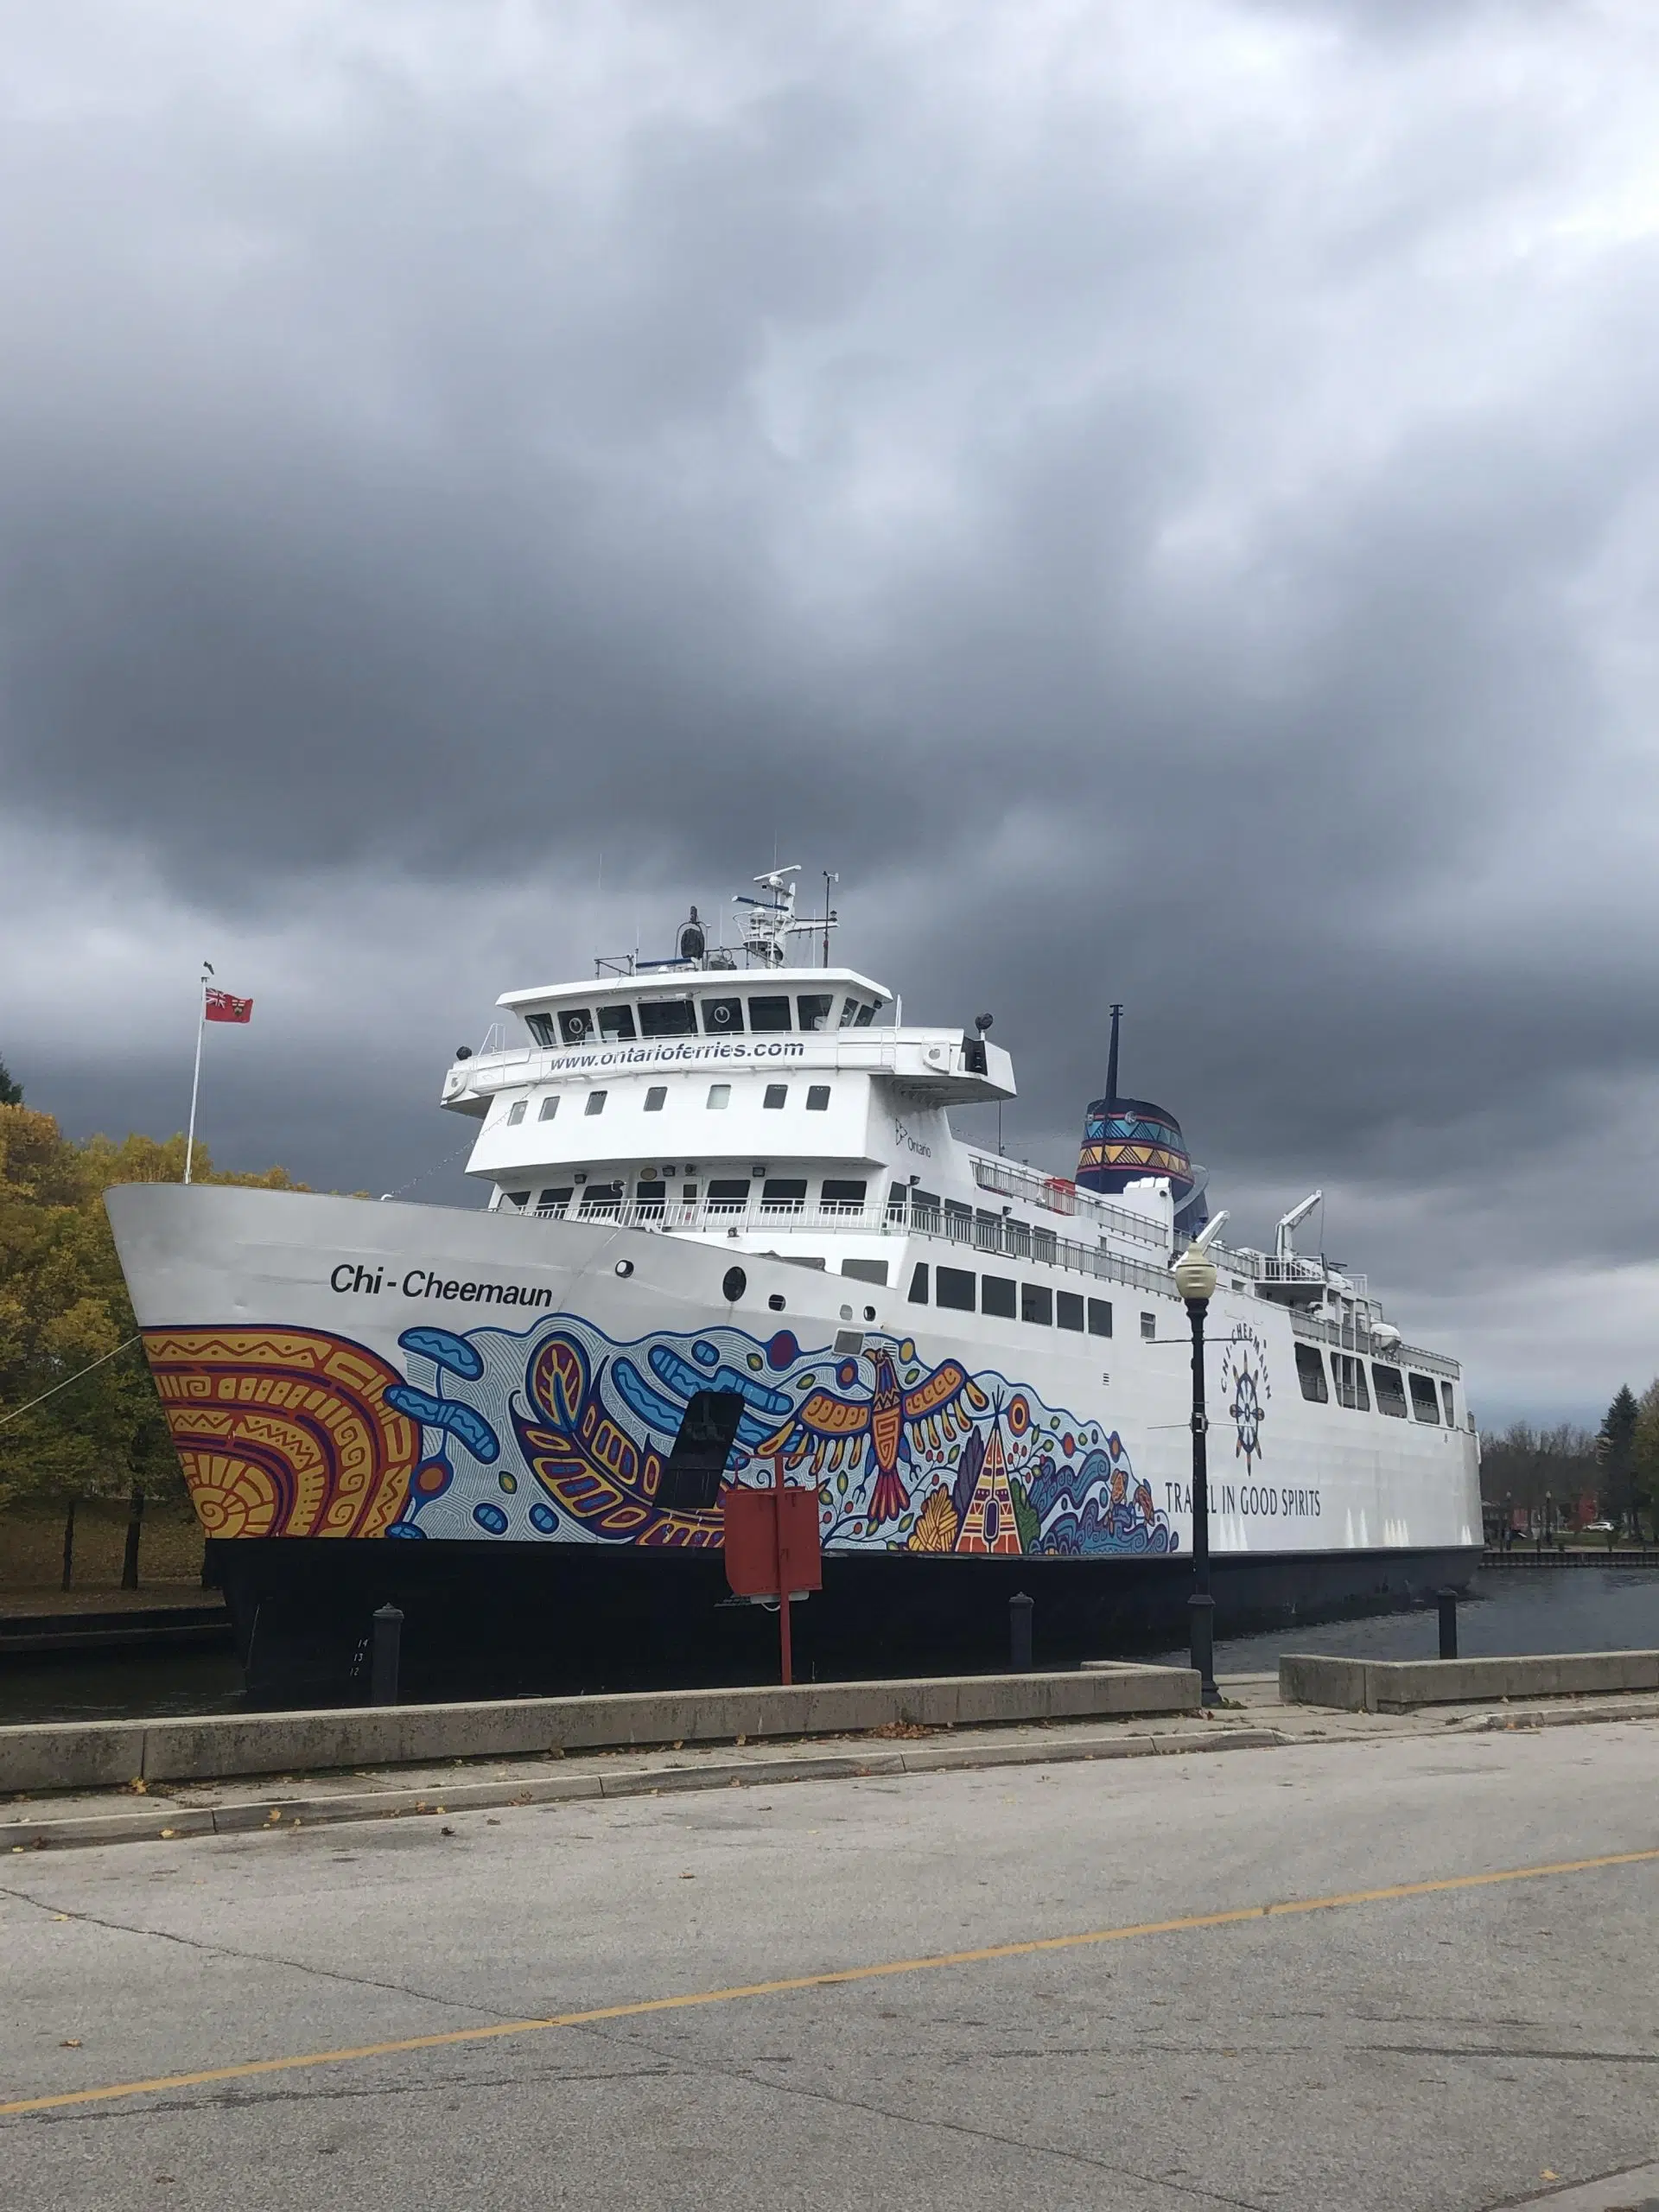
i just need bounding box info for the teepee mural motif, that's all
[954,1421,1022,1555]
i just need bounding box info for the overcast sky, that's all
[4,0,1658,1428]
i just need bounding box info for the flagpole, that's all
[183,964,211,1185]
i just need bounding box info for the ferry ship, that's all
[105,869,1482,1700]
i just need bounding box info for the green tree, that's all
[0,1058,21,1106]
[1631,1380,1659,1543]
[1595,1385,1641,1536]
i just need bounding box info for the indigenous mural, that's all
[142,1313,1178,1558]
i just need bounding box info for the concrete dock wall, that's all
[1280,1649,1659,1713]
[0,1662,1198,1796]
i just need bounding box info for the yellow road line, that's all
[4,1845,1656,2120]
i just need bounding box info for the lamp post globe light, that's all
[1173,1243,1221,1707]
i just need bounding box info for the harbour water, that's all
[3,1567,1657,1726]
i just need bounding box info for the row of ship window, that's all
[500,1177,871,1217]
[502,1081,833,1126]
[524,993,880,1049]
[906,1262,1116,1333]
[1295,1342,1455,1425]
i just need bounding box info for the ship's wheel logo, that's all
[1219,1326,1270,1471]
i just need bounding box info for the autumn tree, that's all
[0,1103,304,1581]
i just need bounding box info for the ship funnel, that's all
[1076,1006,1207,1235]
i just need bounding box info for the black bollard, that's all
[1436,1587,1458,1661]
[370,1603,404,1706]
[1188,1592,1217,1704]
[1009,1590,1033,1672]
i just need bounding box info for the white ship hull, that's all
[106,1184,1481,1695]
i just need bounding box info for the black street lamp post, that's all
[1173,1243,1221,1708]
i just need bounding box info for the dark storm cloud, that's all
[3,0,1659,1417]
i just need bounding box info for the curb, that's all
[1457,1696,1659,1734]
[2,1726,1287,1855]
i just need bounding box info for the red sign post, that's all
[721,1459,823,1686]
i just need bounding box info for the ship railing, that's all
[969,1154,1167,1246]
[524,1196,1182,1294]
[1210,1244,1370,1303]
[1287,1307,1460,1382]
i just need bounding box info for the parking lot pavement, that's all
[3,1717,1657,2211]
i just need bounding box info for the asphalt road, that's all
[4,1721,1658,2212]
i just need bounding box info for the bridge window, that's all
[635,1180,666,1212]
[908,1263,929,1304]
[501,1190,531,1211]
[1056,1292,1085,1332]
[748,995,791,1032]
[525,1014,555,1048]
[1021,1284,1052,1325]
[706,1179,749,1212]
[1440,1380,1456,1425]
[1087,1299,1113,1338]
[1295,1344,1329,1403]
[706,1084,731,1110]
[639,997,696,1038]
[506,1099,527,1125]
[538,1094,559,1121]
[806,1085,830,1110]
[854,1001,876,1027]
[599,1004,636,1042]
[797,994,833,1032]
[936,1266,976,1312]
[1408,1374,1440,1424]
[838,996,859,1027]
[911,1189,941,1231]
[1033,1227,1057,1264]
[761,1178,807,1211]
[644,1085,667,1111]
[763,1084,787,1109]
[584,1090,607,1116]
[537,1187,573,1216]
[822,1179,868,1210]
[1333,1354,1370,1412]
[981,1274,1016,1319]
[558,1008,594,1045]
[702,996,744,1035]
[579,1182,623,1214]
[1373,1363,1408,1418]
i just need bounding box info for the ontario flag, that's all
[204,988,253,1024]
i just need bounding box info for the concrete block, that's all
[0,1719,149,1796]
[1278,1656,1370,1711]
[1368,1650,1659,1711]
[0,1665,1202,1795]
[1280,1648,1659,1712]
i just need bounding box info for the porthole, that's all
[615,1260,634,1279]
[767,1293,785,1312]
[721,1266,747,1303]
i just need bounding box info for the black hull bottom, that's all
[208,1539,1482,1707]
